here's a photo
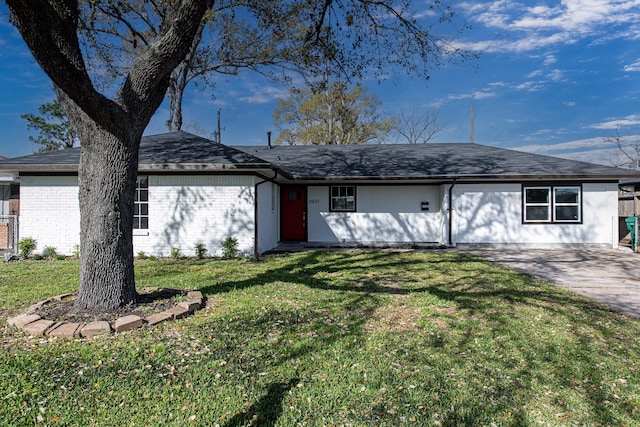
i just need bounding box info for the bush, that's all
[55,255,66,261]
[194,242,208,259]
[137,251,148,260]
[170,247,182,259]
[18,237,37,259]
[221,237,239,259]
[32,254,44,261]
[42,246,57,258]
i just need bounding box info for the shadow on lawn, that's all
[223,379,299,427]
[197,250,448,296]
[196,250,637,425]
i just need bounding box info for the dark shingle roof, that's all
[236,143,639,180]
[0,131,270,172]
[0,131,637,181]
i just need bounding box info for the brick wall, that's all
[0,223,8,248]
[19,176,81,255]
[133,175,256,257]
[20,174,259,256]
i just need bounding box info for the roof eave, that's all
[283,173,637,181]
[0,164,79,173]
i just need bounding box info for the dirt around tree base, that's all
[35,288,186,323]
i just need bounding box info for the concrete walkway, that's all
[466,248,640,319]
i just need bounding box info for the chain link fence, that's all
[0,215,18,253]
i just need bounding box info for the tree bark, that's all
[166,75,185,131]
[75,124,139,309]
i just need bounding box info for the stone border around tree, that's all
[6,289,205,338]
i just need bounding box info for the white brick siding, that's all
[20,176,81,255]
[134,175,256,257]
[19,174,259,256]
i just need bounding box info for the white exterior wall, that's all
[134,175,256,257]
[19,175,260,256]
[452,182,619,247]
[307,185,443,244]
[256,181,279,254]
[20,176,81,255]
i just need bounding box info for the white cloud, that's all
[589,114,640,129]
[543,54,557,65]
[624,59,640,72]
[515,136,624,165]
[238,85,290,104]
[518,136,610,154]
[514,80,545,91]
[448,89,497,100]
[547,69,565,81]
[457,0,640,53]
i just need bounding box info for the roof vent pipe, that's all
[470,103,474,144]
[267,131,272,149]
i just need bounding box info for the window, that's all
[134,176,149,229]
[554,187,580,222]
[330,186,356,211]
[523,185,581,223]
[524,187,550,222]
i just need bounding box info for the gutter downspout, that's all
[448,179,457,246]
[254,170,279,259]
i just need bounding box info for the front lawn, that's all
[1,251,639,426]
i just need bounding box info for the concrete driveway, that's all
[465,248,640,319]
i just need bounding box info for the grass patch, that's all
[1,251,639,426]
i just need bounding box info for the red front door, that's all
[281,185,307,241]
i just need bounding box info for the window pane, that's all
[140,204,148,215]
[330,186,355,211]
[526,206,550,221]
[139,217,148,229]
[139,190,148,202]
[556,206,579,221]
[555,188,579,204]
[345,196,355,210]
[526,188,549,203]
[134,204,140,215]
[137,176,148,187]
[288,190,299,201]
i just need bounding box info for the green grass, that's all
[1,251,639,426]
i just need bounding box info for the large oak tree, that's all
[6,0,471,311]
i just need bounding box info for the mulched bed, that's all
[34,288,186,324]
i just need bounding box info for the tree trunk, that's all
[74,123,140,310]
[166,71,187,131]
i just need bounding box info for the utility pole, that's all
[217,109,222,144]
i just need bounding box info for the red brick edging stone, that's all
[7,289,204,338]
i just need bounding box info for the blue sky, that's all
[1,1,639,166]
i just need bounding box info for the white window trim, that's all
[330,185,356,212]
[553,186,581,223]
[134,176,149,230]
[523,186,551,223]
[523,185,582,224]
